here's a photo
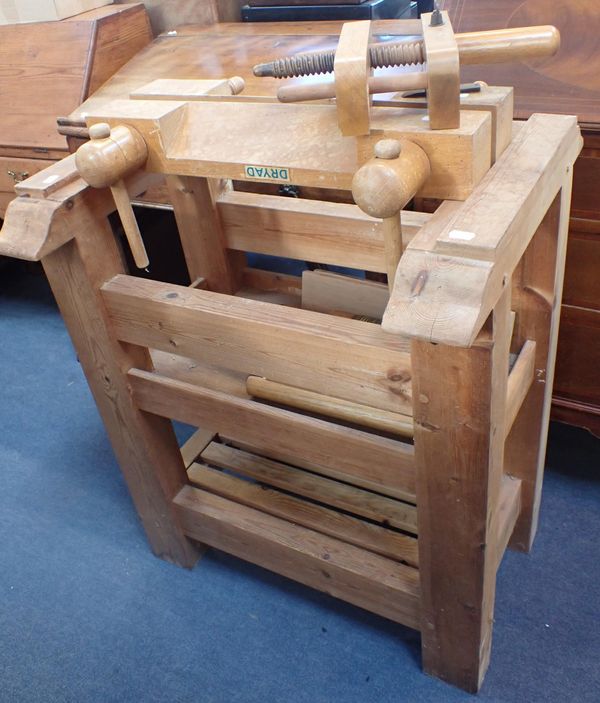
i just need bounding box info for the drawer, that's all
[571,148,600,219]
[564,218,600,310]
[554,304,600,407]
[0,156,56,218]
[0,156,56,192]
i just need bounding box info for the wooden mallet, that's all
[75,122,149,269]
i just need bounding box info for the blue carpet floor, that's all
[1,263,599,703]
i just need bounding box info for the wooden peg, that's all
[76,122,150,269]
[352,139,430,290]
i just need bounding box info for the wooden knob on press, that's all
[352,139,431,290]
[75,122,150,269]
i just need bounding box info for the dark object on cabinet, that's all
[242,0,412,21]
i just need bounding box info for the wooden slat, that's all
[246,376,413,437]
[188,462,418,566]
[199,442,417,532]
[241,267,302,295]
[302,270,389,319]
[505,340,536,437]
[218,190,429,273]
[102,274,414,415]
[180,428,215,468]
[494,475,521,571]
[174,485,421,629]
[129,369,416,501]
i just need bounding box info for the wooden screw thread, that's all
[254,40,425,78]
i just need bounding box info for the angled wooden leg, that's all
[412,288,511,692]
[506,178,573,552]
[166,175,244,293]
[41,202,201,568]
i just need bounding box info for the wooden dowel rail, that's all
[129,368,417,501]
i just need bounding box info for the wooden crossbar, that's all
[129,369,417,501]
[505,340,536,437]
[218,190,429,272]
[494,475,522,571]
[174,485,421,629]
[102,275,413,415]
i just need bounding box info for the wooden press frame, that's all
[0,84,581,692]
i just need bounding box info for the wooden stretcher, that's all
[0,13,582,693]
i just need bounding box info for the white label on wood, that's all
[448,229,476,241]
[244,165,291,183]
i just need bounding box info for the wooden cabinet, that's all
[442,0,600,435]
[0,3,152,219]
[0,157,55,216]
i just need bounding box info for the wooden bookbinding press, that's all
[0,12,582,692]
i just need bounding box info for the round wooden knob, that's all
[228,76,246,95]
[374,139,402,160]
[352,139,431,219]
[89,122,111,140]
[75,124,148,189]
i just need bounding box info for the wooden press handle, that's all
[75,122,150,269]
[457,25,560,65]
[278,72,428,103]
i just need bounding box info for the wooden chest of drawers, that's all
[442,0,600,436]
[0,3,152,220]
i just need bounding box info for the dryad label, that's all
[244,165,291,183]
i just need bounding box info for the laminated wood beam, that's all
[129,369,417,502]
[102,275,414,415]
[187,461,418,566]
[85,100,491,198]
[218,190,429,273]
[174,485,421,629]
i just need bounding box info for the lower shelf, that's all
[173,437,421,630]
[174,484,422,630]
